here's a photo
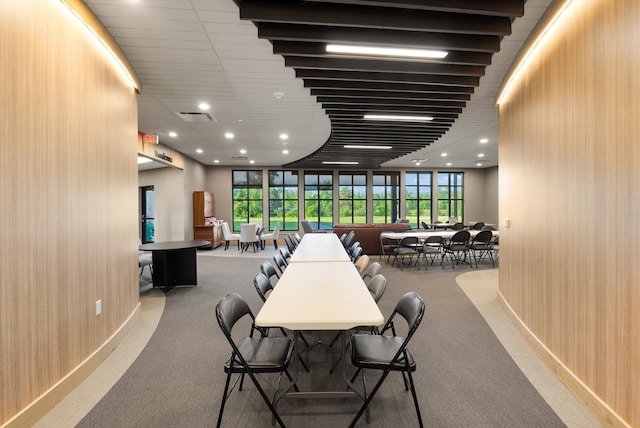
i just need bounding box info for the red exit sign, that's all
[142,134,159,144]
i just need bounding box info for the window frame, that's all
[405,171,432,228]
[267,170,299,231]
[303,171,334,230]
[437,172,464,223]
[232,170,263,232]
[338,172,367,224]
[372,172,400,224]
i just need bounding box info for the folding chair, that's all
[215,293,297,428]
[349,291,426,428]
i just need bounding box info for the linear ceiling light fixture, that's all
[322,161,359,165]
[326,44,448,60]
[364,114,433,122]
[343,145,392,150]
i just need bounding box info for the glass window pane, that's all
[419,173,431,184]
[339,200,352,221]
[353,186,367,199]
[405,173,417,186]
[405,187,417,199]
[353,174,366,186]
[268,171,282,186]
[372,186,385,199]
[248,171,262,186]
[305,174,318,185]
[284,171,298,186]
[339,175,352,186]
[319,174,332,186]
[284,187,298,199]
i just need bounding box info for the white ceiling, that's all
[85,0,552,169]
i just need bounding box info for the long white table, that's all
[288,233,351,263]
[255,261,383,330]
[380,229,499,241]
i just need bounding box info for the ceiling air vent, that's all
[232,156,248,160]
[175,112,216,123]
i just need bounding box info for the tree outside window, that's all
[339,173,367,224]
[372,172,400,223]
[232,170,263,231]
[304,172,333,230]
[437,172,463,223]
[405,172,432,228]
[268,170,298,231]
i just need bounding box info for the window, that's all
[437,172,464,223]
[338,173,367,224]
[268,170,299,231]
[405,172,432,228]
[303,172,333,230]
[232,170,263,231]
[372,172,400,224]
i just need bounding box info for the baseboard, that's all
[2,303,142,428]
[496,291,629,428]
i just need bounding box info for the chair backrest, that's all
[349,241,360,255]
[362,261,382,281]
[294,233,302,243]
[240,223,257,242]
[253,272,273,302]
[343,230,355,249]
[279,247,291,261]
[216,293,253,339]
[339,233,347,245]
[367,274,387,303]
[260,260,280,282]
[481,224,497,231]
[399,236,419,247]
[450,230,471,244]
[451,222,464,231]
[472,221,485,230]
[300,219,314,234]
[351,246,363,263]
[424,235,443,245]
[221,222,232,239]
[448,217,458,224]
[285,235,297,252]
[273,253,287,274]
[421,221,430,230]
[472,230,493,244]
[392,291,425,335]
[270,222,281,237]
[355,254,370,274]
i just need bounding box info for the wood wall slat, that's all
[498,1,639,426]
[0,2,138,423]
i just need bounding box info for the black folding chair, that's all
[273,253,288,275]
[349,291,426,428]
[441,230,471,269]
[261,260,280,286]
[469,230,494,267]
[215,293,298,428]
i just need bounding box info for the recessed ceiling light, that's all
[240,149,247,154]
[411,159,426,163]
[479,138,489,144]
[343,145,392,150]
[280,133,288,140]
[282,149,289,155]
[213,159,220,164]
[196,149,203,154]
[441,153,448,157]
[198,102,210,110]
[446,162,452,166]
[478,153,485,158]
[273,91,284,99]
[322,161,359,165]
[168,131,177,138]
[476,163,482,167]
[237,119,243,122]
[225,132,234,139]
[326,44,448,59]
[249,160,255,164]
[364,114,433,122]
[137,156,152,164]
[415,162,421,166]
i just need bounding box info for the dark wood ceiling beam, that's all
[285,56,485,76]
[320,98,464,111]
[296,69,479,87]
[311,89,471,101]
[305,0,525,17]
[304,79,475,94]
[257,23,501,52]
[273,41,492,66]
[240,1,513,36]
[322,104,458,119]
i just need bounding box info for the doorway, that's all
[140,185,154,243]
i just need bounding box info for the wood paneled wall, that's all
[0,2,139,424]
[498,0,639,426]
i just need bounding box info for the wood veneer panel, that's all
[0,2,138,423]
[498,0,639,426]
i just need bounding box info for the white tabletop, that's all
[380,229,499,240]
[288,233,351,263]
[255,262,384,330]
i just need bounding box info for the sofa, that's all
[333,223,411,255]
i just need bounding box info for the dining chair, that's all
[361,261,382,282]
[354,254,370,275]
[260,260,280,286]
[348,291,426,428]
[379,232,395,263]
[351,246,363,263]
[239,223,259,253]
[138,238,153,276]
[451,222,464,231]
[418,235,443,269]
[273,253,288,275]
[348,241,361,256]
[391,237,419,270]
[469,230,494,268]
[441,230,471,269]
[343,230,356,250]
[421,221,431,230]
[471,221,485,230]
[221,222,240,251]
[260,222,280,249]
[215,292,297,428]
[278,247,291,264]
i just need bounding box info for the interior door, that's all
[140,185,154,243]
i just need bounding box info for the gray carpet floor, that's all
[77,254,565,428]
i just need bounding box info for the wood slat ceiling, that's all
[236,0,526,168]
